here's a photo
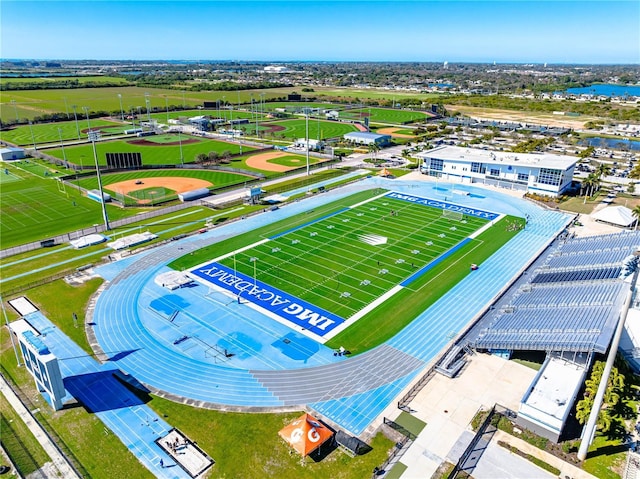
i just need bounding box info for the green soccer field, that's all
[217,193,488,320]
[0,163,136,248]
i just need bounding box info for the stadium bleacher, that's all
[470,230,640,353]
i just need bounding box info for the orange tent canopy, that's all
[378,167,391,177]
[278,413,334,456]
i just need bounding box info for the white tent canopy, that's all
[592,205,636,228]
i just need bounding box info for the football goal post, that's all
[442,209,464,221]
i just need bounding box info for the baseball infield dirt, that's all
[245,151,297,172]
[377,127,415,138]
[109,177,212,195]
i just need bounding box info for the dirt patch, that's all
[127,137,201,146]
[377,127,415,138]
[259,123,287,134]
[446,105,592,129]
[245,151,297,172]
[109,177,212,195]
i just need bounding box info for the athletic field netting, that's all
[190,192,499,340]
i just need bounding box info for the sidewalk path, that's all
[493,429,598,479]
[0,374,81,479]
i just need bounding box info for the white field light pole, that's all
[58,128,67,163]
[63,96,70,119]
[118,94,124,121]
[145,93,151,121]
[11,99,19,122]
[82,106,91,129]
[88,130,110,230]
[28,121,37,150]
[577,263,639,460]
[178,131,184,165]
[250,257,257,286]
[305,111,310,175]
[72,105,80,139]
[165,96,169,123]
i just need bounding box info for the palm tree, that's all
[582,173,600,203]
[368,142,380,163]
[595,162,611,178]
[632,205,640,230]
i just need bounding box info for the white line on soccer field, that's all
[348,189,389,209]
[323,284,404,341]
[469,214,505,239]
[212,238,271,263]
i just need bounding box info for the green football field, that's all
[43,134,255,167]
[217,193,488,320]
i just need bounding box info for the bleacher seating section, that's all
[472,230,640,353]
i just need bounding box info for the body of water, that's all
[565,83,640,98]
[583,136,640,151]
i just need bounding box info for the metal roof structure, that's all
[469,230,640,353]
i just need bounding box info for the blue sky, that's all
[1,1,638,63]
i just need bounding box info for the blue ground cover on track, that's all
[88,177,573,436]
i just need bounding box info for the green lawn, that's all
[312,86,443,101]
[0,394,51,476]
[393,412,427,437]
[0,207,220,295]
[583,432,631,479]
[0,118,127,145]
[43,134,255,167]
[0,86,298,122]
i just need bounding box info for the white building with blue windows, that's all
[417,145,577,197]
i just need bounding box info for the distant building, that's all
[325,110,339,120]
[0,147,26,161]
[416,145,577,197]
[188,116,210,131]
[293,138,324,150]
[343,132,392,147]
[264,65,289,73]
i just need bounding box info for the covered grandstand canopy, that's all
[69,234,107,249]
[278,413,334,456]
[469,231,640,353]
[592,205,636,228]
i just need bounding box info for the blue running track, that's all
[81,178,572,437]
